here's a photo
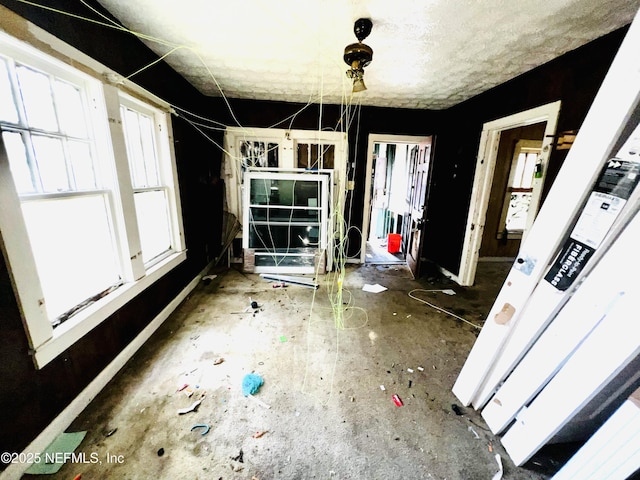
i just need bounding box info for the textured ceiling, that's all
[95,0,640,109]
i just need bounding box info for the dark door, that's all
[406,138,433,278]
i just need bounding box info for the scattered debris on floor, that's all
[252,430,268,438]
[104,427,117,437]
[451,404,463,416]
[260,273,318,289]
[231,449,244,463]
[178,395,204,415]
[392,394,404,406]
[202,274,217,285]
[191,424,210,435]
[242,373,264,396]
[468,425,480,439]
[157,448,165,457]
[408,288,482,330]
[24,431,87,475]
[362,283,387,293]
[213,357,224,365]
[491,454,504,480]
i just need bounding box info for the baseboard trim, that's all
[0,262,212,480]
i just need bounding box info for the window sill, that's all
[32,250,187,368]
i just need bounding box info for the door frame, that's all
[360,134,434,264]
[457,101,561,286]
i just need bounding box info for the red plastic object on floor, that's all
[387,233,401,253]
[392,394,404,406]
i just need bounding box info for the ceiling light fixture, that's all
[344,18,373,93]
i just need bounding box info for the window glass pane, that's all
[134,190,171,264]
[249,178,321,207]
[121,107,160,187]
[520,152,538,188]
[250,206,320,223]
[138,114,159,186]
[249,225,319,249]
[2,131,35,193]
[266,143,278,167]
[321,144,335,169]
[297,143,334,169]
[0,58,18,124]
[505,192,532,232]
[241,141,274,168]
[54,79,87,138]
[68,140,97,190]
[32,135,69,192]
[16,65,58,132]
[21,194,121,321]
[255,252,315,268]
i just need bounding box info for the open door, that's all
[457,101,561,286]
[406,139,433,278]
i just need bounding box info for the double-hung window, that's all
[0,31,185,368]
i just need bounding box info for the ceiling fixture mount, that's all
[344,18,373,93]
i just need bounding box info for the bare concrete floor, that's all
[26,262,556,480]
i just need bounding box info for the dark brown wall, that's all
[423,27,628,273]
[0,0,223,459]
[0,0,630,461]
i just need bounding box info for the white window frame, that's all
[497,140,543,240]
[223,127,347,272]
[243,170,331,274]
[0,29,185,369]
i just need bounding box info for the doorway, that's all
[361,134,433,272]
[457,101,561,286]
[479,123,546,259]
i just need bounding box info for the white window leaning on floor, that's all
[0,31,185,368]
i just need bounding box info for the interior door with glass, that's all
[406,138,433,278]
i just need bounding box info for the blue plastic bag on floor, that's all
[242,373,264,396]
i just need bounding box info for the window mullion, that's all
[103,84,145,281]
[159,112,185,252]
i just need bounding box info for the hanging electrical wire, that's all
[10,0,376,404]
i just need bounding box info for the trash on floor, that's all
[279,335,288,343]
[178,396,204,415]
[380,385,386,391]
[191,424,210,436]
[104,428,117,437]
[252,430,268,438]
[202,274,217,284]
[213,357,224,365]
[491,454,503,480]
[451,404,463,415]
[362,283,387,293]
[242,373,264,396]
[231,449,244,463]
[24,431,87,475]
[260,273,318,289]
[157,448,165,457]
[408,289,481,330]
[392,394,404,406]
[468,425,480,439]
